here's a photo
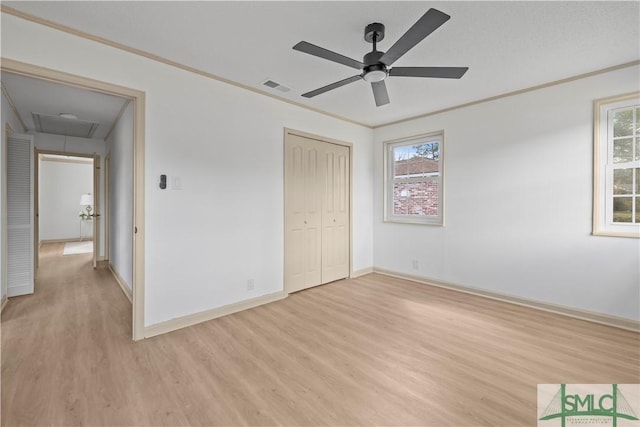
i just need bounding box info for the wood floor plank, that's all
[2,243,638,426]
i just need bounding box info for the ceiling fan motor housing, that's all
[363,50,388,82]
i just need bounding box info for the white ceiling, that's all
[2,72,128,139]
[3,1,639,127]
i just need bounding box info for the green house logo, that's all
[539,384,639,427]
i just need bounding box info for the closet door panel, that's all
[321,144,350,284]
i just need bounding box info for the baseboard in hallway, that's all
[108,263,133,304]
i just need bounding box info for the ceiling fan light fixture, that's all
[363,69,387,83]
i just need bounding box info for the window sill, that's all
[383,218,444,226]
[592,230,640,239]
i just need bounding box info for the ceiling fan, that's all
[293,8,468,107]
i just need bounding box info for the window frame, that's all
[593,92,640,238]
[383,131,445,226]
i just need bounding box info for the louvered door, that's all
[7,134,34,297]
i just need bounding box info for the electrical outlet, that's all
[412,259,419,270]
[247,279,254,291]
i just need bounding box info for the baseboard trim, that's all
[351,267,374,278]
[373,268,640,333]
[1,294,7,312]
[142,291,288,339]
[108,263,132,304]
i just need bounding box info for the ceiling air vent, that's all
[261,79,291,93]
[32,112,99,138]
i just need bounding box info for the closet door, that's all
[321,143,350,283]
[284,134,323,292]
[285,131,350,293]
[6,134,34,297]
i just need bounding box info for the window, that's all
[594,92,640,237]
[384,132,444,225]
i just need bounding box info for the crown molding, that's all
[0,5,370,129]
[2,5,638,131]
[374,60,640,129]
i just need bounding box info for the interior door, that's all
[284,134,322,292]
[321,143,350,283]
[6,134,34,297]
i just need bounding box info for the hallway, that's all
[1,243,132,425]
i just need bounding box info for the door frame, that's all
[104,154,110,264]
[35,150,98,268]
[2,124,14,309]
[1,58,146,341]
[283,128,354,293]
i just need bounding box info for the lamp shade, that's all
[80,193,93,206]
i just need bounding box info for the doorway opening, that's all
[1,59,145,340]
[36,151,97,271]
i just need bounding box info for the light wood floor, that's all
[2,243,639,426]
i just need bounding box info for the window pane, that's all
[613,168,633,194]
[394,143,439,179]
[613,197,632,222]
[636,197,640,223]
[613,108,633,137]
[637,168,640,194]
[393,181,439,216]
[636,108,640,135]
[613,138,633,163]
[393,146,411,178]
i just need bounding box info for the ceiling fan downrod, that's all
[363,23,388,83]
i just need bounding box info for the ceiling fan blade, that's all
[302,75,362,98]
[293,41,364,70]
[390,67,469,79]
[371,80,390,107]
[380,9,450,66]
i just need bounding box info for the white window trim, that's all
[383,131,444,226]
[593,92,640,238]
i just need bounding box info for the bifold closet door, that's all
[321,143,349,283]
[285,133,350,293]
[284,134,323,292]
[6,134,34,297]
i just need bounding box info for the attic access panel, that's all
[32,112,99,138]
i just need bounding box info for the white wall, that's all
[106,101,133,290]
[373,65,640,321]
[1,88,25,301]
[32,133,107,258]
[39,159,93,241]
[1,14,374,326]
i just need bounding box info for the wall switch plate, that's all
[172,176,182,190]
